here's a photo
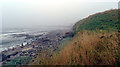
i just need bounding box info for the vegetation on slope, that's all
[3,56,31,66]
[52,31,120,65]
[32,9,120,65]
[32,31,120,65]
[73,9,119,32]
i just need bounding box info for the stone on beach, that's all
[1,30,68,65]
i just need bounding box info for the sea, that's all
[0,26,70,52]
[0,28,47,52]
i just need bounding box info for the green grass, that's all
[3,56,31,66]
[73,9,119,33]
[61,37,73,46]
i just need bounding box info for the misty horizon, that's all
[2,0,118,29]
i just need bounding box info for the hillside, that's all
[31,9,120,65]
[73,9,119,33]
[53,31,120,65]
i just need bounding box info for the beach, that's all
[0,29,71,65]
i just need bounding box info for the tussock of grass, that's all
[32,30,120,65]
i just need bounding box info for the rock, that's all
[109,35,113,37]
[53,49,56,51]
[50,45,52,48]
[32,60,34,62]
[100,36,105,39]
[42,39,51,42]
[50,55,53,57]
[63,36,66,38]
[33,45,35,48]
[11,52,18,56]
[7,55,11,58]
[118,30,120,33]
[74,42,77,45]
[20,53,24,56]
[48,46,50,48]
[1,54,7,61]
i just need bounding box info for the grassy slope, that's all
[52,31,120,65]
[32,9,120,65]
[73,9,119,32]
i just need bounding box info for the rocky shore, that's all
[0,29,71,65]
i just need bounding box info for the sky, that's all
[1,0,119,29]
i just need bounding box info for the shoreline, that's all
[0,29,70,65]
[0,31,48,53]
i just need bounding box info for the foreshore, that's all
[0,29,71,65]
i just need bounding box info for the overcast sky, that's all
[1,0,119,29]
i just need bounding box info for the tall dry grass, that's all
[32,30,120,65]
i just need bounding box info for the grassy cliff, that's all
[32,9,120,65]
[73,9,119,32]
